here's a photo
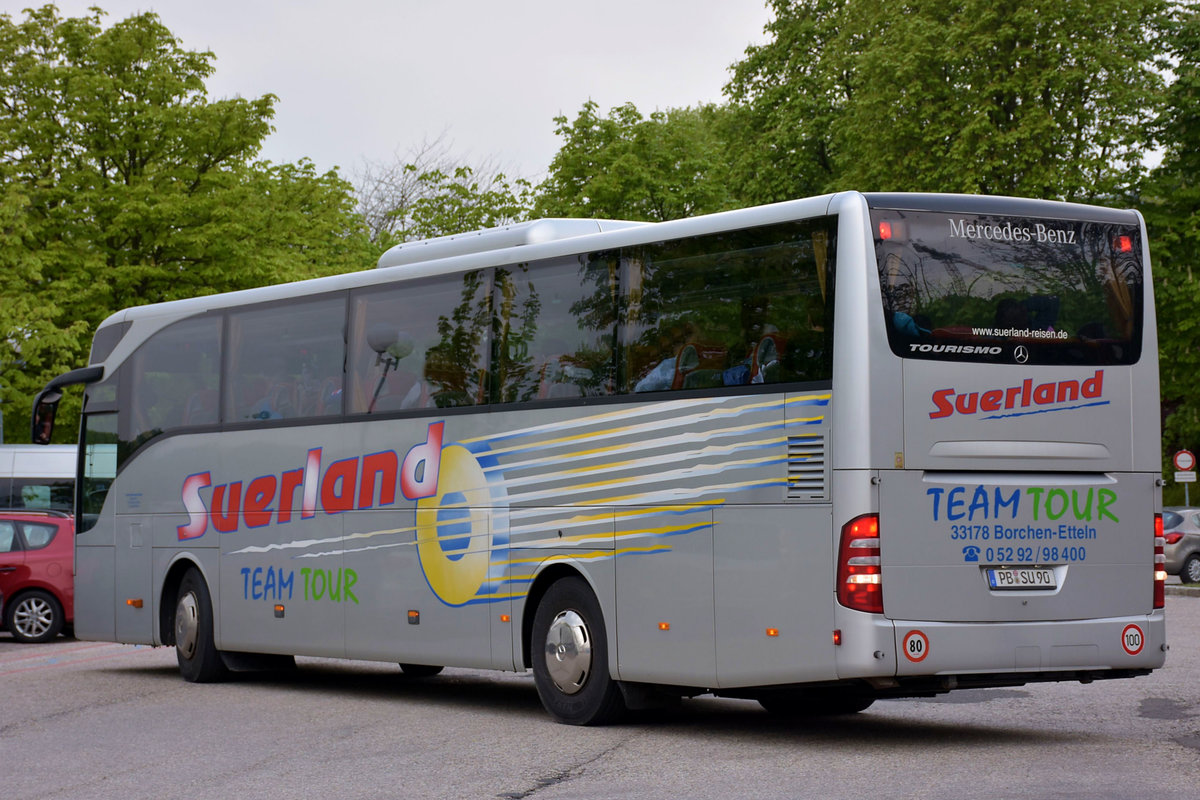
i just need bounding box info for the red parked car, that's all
[0,509,74,642]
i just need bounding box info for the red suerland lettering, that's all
[929,371,1104,420]
[176,422,445,539]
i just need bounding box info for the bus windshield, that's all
[872,209,1144,366]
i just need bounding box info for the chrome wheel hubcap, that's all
[544,609,591,694]
[176,591,200,659]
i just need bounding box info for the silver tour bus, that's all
[32,192,1165,724]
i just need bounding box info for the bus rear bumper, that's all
[836,609,1166,685]
[886,611,1165,681]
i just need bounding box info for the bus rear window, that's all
[872,209,1144,365]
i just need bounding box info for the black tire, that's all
[399,663,444,678]
[174,568,229,682]
[5,589,64,643]
[758,688,875,717]
[1182,554,1200,585]
[531,576,626,725]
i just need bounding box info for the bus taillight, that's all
[1154,513,1165,610]
[838,513,883,614]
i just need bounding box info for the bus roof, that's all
[376,218,647,268]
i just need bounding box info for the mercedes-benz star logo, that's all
[1013,345,1030,364]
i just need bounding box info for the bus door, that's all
[113,513,154,644]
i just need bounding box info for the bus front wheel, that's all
[174,568,229,683]
[531,577,625,725]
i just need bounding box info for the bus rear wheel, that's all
[174,568,229,683]
[531,577,625,725]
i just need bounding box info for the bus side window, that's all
[349,272,490,414]
[125,315,222,448]
[492,256,617,404]
[226,297,345,421]
[622,219,833,393]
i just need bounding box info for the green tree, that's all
[723,0,849,204]
[406,166,532,243]
[534,100,737,221]
[725,0,1172,201]
[1144,4,1200,490]
[0,5,372,442]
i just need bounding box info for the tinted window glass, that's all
[0,521,17,552]
[126,315,222,449]
[873,210,1143,365]
[21,521,57,549]
[227,297,345,421]
[493,255,618,403]
[349,272,490,413]
[9,479,73,511]
[1164,511,1184,530]
[79,413,118,534]
[90,321,131,364]
[623,219,835,393]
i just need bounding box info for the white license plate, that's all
[986,567,1056,590]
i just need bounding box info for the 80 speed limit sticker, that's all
[902,629,930,663]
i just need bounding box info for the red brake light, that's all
[1164,531,1183,545]
[838,513,883,614]
[1154,513,1165,610]
[878,221,893,241]
[1116,235,1133,253]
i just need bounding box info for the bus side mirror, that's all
[29,365,105,445]
[31,388,63,445]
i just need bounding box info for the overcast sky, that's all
[15,1,771,181]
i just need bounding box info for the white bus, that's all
[33,192,1165,724]
[0,444,76,512]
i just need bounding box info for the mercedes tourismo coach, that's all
[32,192,1165,724]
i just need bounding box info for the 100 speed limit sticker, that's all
[1121,624,1144,656]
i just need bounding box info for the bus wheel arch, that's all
[521,563,589,670]
[158,557,200,647]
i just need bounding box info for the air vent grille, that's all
[787,434,827,500]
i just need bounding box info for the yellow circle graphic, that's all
[416,444,491,606]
